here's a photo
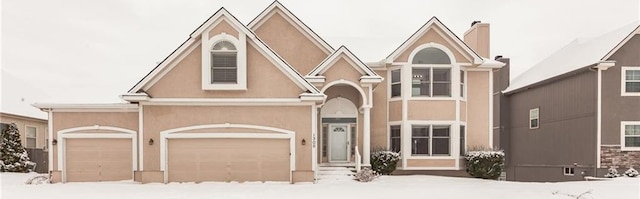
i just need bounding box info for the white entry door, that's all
[329,124,349,162]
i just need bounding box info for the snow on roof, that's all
[504,21,640,94]
[1,70,49,120]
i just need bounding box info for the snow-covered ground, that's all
[1,172,639,199]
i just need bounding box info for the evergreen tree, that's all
[0,123,34,172]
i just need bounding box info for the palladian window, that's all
[411,47,452,97]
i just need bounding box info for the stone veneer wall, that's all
[601,146,640,168]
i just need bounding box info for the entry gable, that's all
[306,46,383,84]
[386,17,482,65]
[126,7,322,101]
[248,1,333,75]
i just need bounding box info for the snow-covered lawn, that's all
[1,172,639,199]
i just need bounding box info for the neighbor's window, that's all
[211,40,237,83]
[529,108,539,129]
[26,126,36,148]
[391,69,401,97]
[411,68,451,97]
[563,167,575,176]
[411,125,451,156]
[622,123,640,150]
[460,125,466,156]
[390,125,401,153]
[623,68,640,95]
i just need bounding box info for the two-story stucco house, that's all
[35,1,503,183]
[501,21,640,182]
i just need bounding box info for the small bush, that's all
[25,174,49,185]
[464,149,505,179]
[354,167,377,182]
[604,166,620,178]
[624,167,638,177]
[370,150,400,175]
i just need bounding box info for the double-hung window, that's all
[622,67,640,95]
[390,126,401,153]
[411,125,451,156]
[211,41,238,84]
[26,126,36,148]
[622,122,640,150]
[460,70,465,98]
[391,69,402,97]
[460,125,466,156]
[529,108,539,129]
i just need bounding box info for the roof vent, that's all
[471,21,482,27]
[494,55,503,60]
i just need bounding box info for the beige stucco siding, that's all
[142,105,312,173]
[322,57,363,85]
[407,100,456,120]
[467,71,490,148]
[253,10,328,75]
[208,19,239,40]
[406,159,456,167]
[389,101,402,122]
[460,101,467,122]
[0,114,48,149]
[148,40,303,98]
[395,27,471,63]
[51,112,138,171]
[371,70,389,149]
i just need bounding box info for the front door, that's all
[329,124,349,162]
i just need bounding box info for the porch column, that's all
[363,106,371,166]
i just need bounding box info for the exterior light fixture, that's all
[52,139,57,145]
[149,138,154,145]
[301,139,306,146]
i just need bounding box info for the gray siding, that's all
[506,69,597,182]
[602,35,640,145]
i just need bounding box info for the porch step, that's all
[317,166,355,181]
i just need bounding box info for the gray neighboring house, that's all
[499,21,640,182]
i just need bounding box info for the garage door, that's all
[65,138,133,182]
[167,138,290,183]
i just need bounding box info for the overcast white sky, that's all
[1,0,639,107]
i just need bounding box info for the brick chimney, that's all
[463,21,490,58]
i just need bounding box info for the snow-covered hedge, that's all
[371,150,400,175]
[604,166,620,178]
[624,167,638,178]
[464,149,505,179]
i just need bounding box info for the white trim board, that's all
[307,46,380,78]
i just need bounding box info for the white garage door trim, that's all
[160,123,295,183]
[57,125,137,183]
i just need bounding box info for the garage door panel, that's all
[168,138,290,182]
[65,138,133,182]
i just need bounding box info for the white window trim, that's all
[621,121,640,151]
[25,125,37,149]
[389,68,402,99]
[409,124,452,157]
[529,108,540,129]
[563,167,575,176]
[621,67,640,96]
[410,66,454,98]
[201,31,247,90]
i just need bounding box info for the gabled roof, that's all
[247,1,334,55]
[386,16,483,64]
[307,46,380,78]
[504,21,640,94]
[128,7,320,94]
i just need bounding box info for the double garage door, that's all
[167,138,291,183]
[65,138,133,182]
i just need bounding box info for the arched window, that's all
[411,47,451,64]
[211,41,237,83]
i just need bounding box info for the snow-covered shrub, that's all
[354,167,377,182]
[0,123,35,172]
[25,174,49,185]
[464,149,505,179]
[370,150,400,175]
[604,166,620,178]
[624,167,638,177]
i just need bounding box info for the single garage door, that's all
[65,138,133,182]
[168,138,290,183]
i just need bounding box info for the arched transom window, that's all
[211,40,238,83]
[411,47,451,64]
